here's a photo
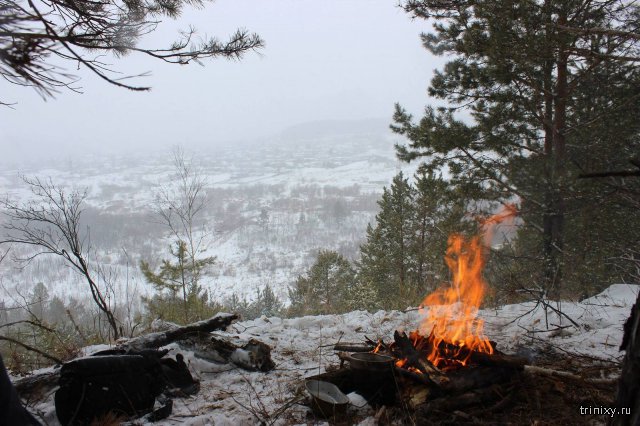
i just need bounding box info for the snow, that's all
[481,283,639,361]
[0,134,419,305]
[26,284,639,425]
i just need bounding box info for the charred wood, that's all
[392,331,446,385]
[418,383,508,415]
[441,366,518,394]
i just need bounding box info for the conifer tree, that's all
[393,0,640,297]
[140,240,215,324]
[359,172,416,306]
[411,171,468,294]
[251,284,283,318]
[288,250,355,316]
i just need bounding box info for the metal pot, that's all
[347,352,395,372]
[305,379,349,418]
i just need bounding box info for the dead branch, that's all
[0,335,62,364]
[524,365,617,385]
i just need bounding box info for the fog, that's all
[0,0,442,163]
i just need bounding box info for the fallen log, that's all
[122,313,239,350]
[179,335,275,372]
[13,370,59,401]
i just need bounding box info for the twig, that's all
[517,324,572,334]
[526,334,622,366]
[517,287,580,329]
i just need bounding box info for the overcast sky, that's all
[0,0,442,163]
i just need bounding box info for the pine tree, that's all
[140,240,216,324]
[288,250,355,316]
[357,171,471,308]
[359,172,416,307]
[393,0,640,298]
[411,171,469,294]
[252,284,283,318]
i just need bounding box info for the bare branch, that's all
[0,335,63,364]
[0,176,120,340]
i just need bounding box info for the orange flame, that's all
[417,204,517,369]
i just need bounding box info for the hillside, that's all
[0,123,417,306]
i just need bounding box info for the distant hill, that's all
[278,118,391,141]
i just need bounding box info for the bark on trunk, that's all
[612,291,640,426]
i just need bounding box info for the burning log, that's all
[391,331,525,372]
[391,331,447,387]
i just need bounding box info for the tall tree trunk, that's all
[542,0,556,298]
[612,291,640,426]
[549,10,569,300]
[542,2,568,301]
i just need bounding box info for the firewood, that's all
[392,331,446,385]
[441,366,517,394]
[394,367,442,390]
[432,339,527,370]
[333,343,374,352]
[467,350,527,370]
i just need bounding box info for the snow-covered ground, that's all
[28,283,639,425]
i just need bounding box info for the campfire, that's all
[312,205,528,418]
[380,204,517,373]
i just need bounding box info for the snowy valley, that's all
[0,122,417,308]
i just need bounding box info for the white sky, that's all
[0,0,442,162]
